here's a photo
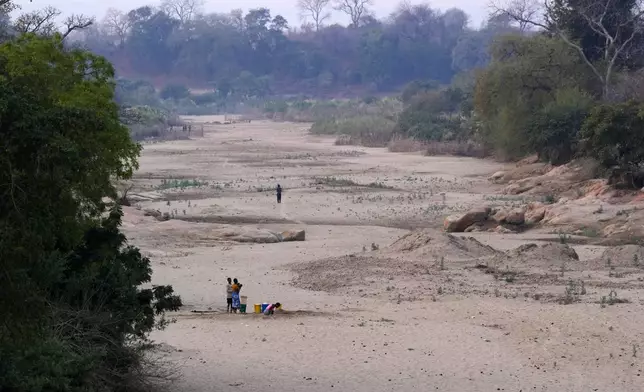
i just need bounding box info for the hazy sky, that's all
[16,1,489,27]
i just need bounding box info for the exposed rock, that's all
[281,230,306,241]
[489,171,505,182]
[491,209,508,224]
[525,205,546,225]
[444,207,490,232]
[220,228,282,243]
[503,178,541,195]
[516,155,540,166]
[505,208,525,225]
[143,208,163,219]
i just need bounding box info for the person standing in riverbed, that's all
[231,278,242,313]
[276,184,282,204]
[225,277,233,313]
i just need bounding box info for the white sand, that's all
[124,120,644,392]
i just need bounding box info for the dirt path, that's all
[124,118,644,392]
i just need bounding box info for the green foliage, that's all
[71,5,519,95]
[396,87,470,141]
[310,115,395,147]
[527,88,593,164]
[401,79,439,103]
[160,83,190,100]
[579,100,644,170]
[158,178,209,190]
[548,0,640,68]
[0,34,181,391]
[115,78,160,106]
[474,34,595,159]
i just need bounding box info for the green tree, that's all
[0,34,181,391]
[548,0,640,66]
[474,34,594,158]
[497,0,644,98]
[396,87,466,141]
[527,88,593,164]
[580,100,644,171]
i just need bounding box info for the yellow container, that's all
[254,304,261,314]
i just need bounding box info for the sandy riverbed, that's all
[123,118,644,392]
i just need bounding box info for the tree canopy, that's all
[0,33,181,391]
[69,3,519,94]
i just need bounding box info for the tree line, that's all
[68,0,520,95]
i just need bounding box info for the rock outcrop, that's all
[281,230,306,241]
[444,207,490,232]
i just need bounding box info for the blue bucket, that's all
[261,303,269,313]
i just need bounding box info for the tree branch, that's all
[62,14,94,39]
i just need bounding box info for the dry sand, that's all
[123,118,644,392]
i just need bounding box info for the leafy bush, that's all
[580,101,644,171]
[396,88,469,141]
[527,88,594,165]
[311,115,395,147]
[401,79,439,103]
[474,35,595,159]
[115,78,161,107]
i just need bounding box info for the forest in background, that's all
[74,0,509,97]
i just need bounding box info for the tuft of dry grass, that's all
[334,135,354,145]
[425,141,487,158]
[387,138,426,152]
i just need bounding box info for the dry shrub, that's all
[388,137,426,152]
[310,115,395,147]
[359,132,393,147]
[334,134,353,145]
[425,141,487,157]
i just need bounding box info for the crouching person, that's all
[263,302,281,316]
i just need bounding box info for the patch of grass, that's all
[559,279,585,305]
[310,115,396,147]
[157,179,209,190]
[315,176,360,187]
[543,194,556,204]
[600,290,630,307]
[366,181,393,189]
[484,195,536,204]
[580,227,600,238]
[557,231,571,244]
[314,176,393,189]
